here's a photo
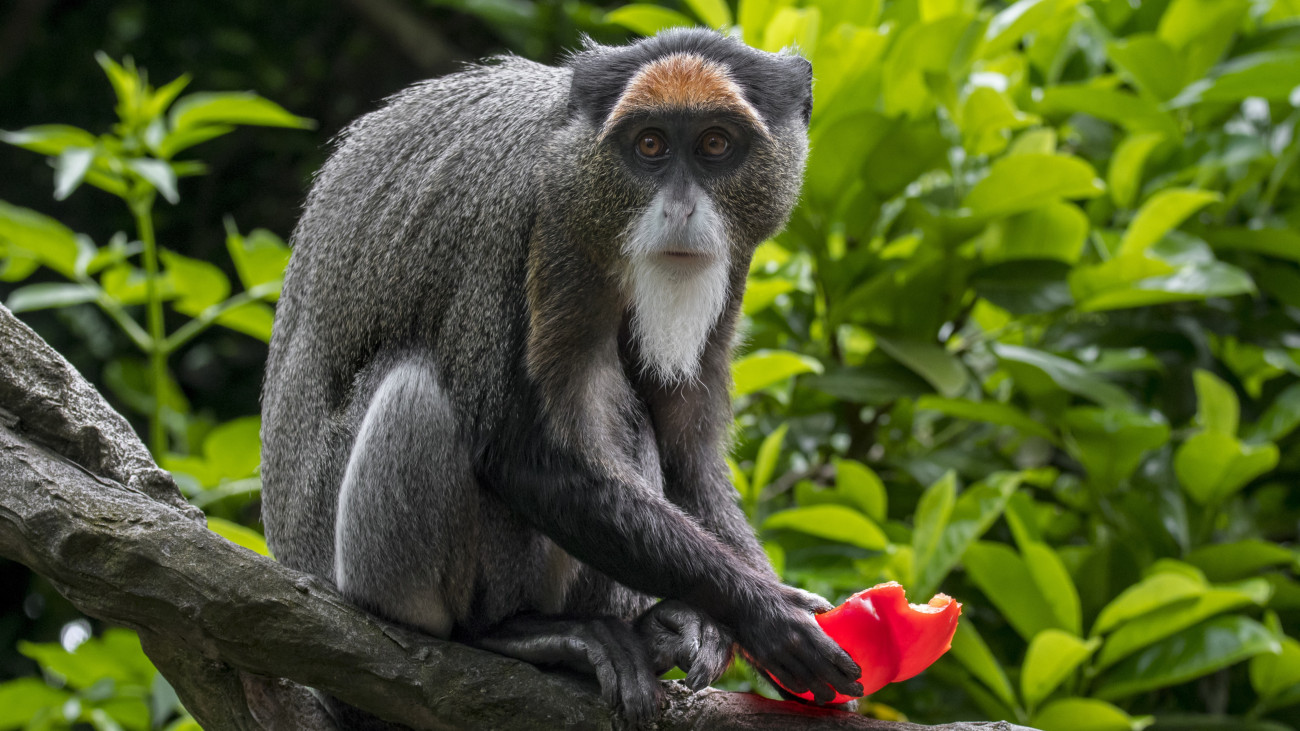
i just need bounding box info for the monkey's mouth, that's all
[661,251,711,260]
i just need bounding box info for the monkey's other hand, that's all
[473,617,661,727]
[635,600,735,691]
[565,618,663,727]
[734,586,863,704]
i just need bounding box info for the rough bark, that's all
[0,304,1036,731]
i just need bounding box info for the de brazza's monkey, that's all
[261,28,862,725]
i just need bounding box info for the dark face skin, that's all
[607,113,758,232]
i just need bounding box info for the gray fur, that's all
[262,30,861,729]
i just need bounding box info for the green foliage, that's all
[0,628,192,730]
[5,1,1300,728]
[0,57,302,729]
[0,54,305,458]
[611,0,1300,726]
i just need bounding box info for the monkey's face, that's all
[557,32,813,382]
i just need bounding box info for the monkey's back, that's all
[261,58,572,578]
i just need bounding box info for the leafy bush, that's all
[4,1,1300,729]
[601,0,1300,728]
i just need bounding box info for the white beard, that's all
[622,189,731,384]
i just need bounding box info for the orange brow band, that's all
[599,53,771,141]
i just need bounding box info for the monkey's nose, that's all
[662,199,696,222]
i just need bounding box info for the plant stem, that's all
[161,281,280,354]
[132,194,167,457]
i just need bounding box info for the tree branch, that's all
[0,304,1036,731]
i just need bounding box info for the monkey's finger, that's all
[791,588,834,614]
[684,623,732,691]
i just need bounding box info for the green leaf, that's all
[125,158,180,204]
[1174,431,1278,505]
[949,622,1018,712]
[160,250,230,315]
[917,395,1058,442]
[1096,582,1270,670]
[1093,571,1207,636]
[913,471,957,581]
[1107,35,1184,101]
[1118,189,1220,257]
[1186,540,1299,582]
[874,334,969,397]
[205,417,262,481]
[224,224,290,294]
[738,0,794,46]
[0,677,72,728]
[834,459,886,523]
[964,154,1105,218]
[683,0,731,27]
[1171,51,1300,107]
[53,147,95,201]
[1192,370,1238,434]
[751,422,788,493]
[1245,382,1300,443]
[960,87,1039,156]
[916,473,1019,597]
[964,541,1063,641]
[604,4,696,35]
[157,124,235,159]
[1251,615,1300,699]
[762,504,888,550]
[1072,257,1255,312]
[0,200,81,278]
[982,0,1080,60]
[1062,408,1170,490]
[0,124,97,156]
[993,344,1134,410]
[982,202,1088,265]
[1107,133,1165,209]
[207,516,270,556]
[761,6,821,57]
[742,277,796,315]
[1094,616,1280,700]
[732,350,823,397]
[169,92,314,131]
[6,282,98,312]
[727,457,751,503]
[19,629,152,691]
[214,300,276,342]
[1022,629,1100,709]
[1207,227,1300,265]
[1024,542,1081,636]
[1030,698,1143,731]
[1036,84,1180,138]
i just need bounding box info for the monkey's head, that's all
[553,29,813,383]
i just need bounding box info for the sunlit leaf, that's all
[732,350,823,397]
[208,516,271,556]
[964,154,1104,218]
[762,504,888,550]
[1022,629,1099,709]
[605,4,696,36]
[1093,616,1280,700]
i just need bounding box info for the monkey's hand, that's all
[732,585,864,704]
[635,599,735,691]
[472,616,662,727]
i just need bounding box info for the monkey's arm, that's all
[484,408,862,704]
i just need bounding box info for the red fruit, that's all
[777,582,962,704]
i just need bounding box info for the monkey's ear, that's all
[790,55,813,126]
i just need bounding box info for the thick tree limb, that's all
[0,304,1036,731]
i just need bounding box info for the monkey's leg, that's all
[336,357,661,726]
[333,357,477,638]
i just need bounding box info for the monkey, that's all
[260,28,863,727]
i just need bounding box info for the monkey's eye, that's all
[636,132,668,159]
[697,129,730,159]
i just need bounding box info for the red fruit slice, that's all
[777,582,962,704]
